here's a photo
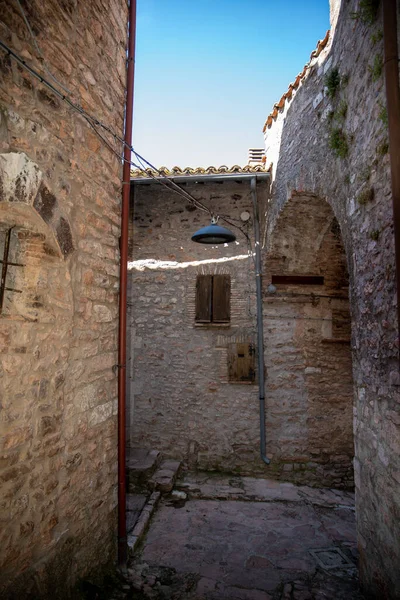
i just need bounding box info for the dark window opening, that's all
[271,275,324,285]
[195,274,230,323]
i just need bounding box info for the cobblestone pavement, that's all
[126,474,365,600]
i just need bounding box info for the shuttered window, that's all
[195,274,230,323]
[228,342,256,383]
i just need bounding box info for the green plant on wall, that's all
[329,128,348,158]
[371,30,383,45]
[325,68,341,98]
[376,140,389,156]
[368,54,383,81]
[337,100,348,120]
[351,0,380,25]
[357,187,374,205]
[379,103,388,127]
[370,230,380,241]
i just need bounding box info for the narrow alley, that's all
[90,451,365,600]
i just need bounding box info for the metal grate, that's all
[309,547,354,570]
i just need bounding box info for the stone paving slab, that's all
[176,473,355,508]
[129,475,363,599]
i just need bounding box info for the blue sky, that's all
[133,1,330,168]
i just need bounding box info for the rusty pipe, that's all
[383,0,400,363]
[118,0,136,567]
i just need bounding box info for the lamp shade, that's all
[191,222,236,244]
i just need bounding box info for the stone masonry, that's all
[128,179,268,475]
[128,173,355,489]
[263,0,399,597]
[0,1,127,597]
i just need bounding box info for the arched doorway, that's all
[264,193,354,489]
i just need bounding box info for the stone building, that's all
[128,166,354,489]
[128,0,400,598]
[128,167,272,474]
[0,1,128,596]
[262,0,400,596]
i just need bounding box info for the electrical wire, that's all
[10,0,215,217]
[0,38,256,243]
[2,8,248,226]
[15,9,212,216]
[15,0,73,96]
[0,39,212,214]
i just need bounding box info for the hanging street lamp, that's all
[191,216,236,244]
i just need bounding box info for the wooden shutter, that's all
[228,343,255,383]
[212,274,230,322]
[195,275,212,322]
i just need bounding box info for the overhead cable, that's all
[0,40,211,212]
[15,0,73,96]
[0,39,256,241]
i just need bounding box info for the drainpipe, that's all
[250,177,270,465]
[118,0,136,568]
[382,0,400,362]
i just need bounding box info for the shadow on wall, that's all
[263,0,399,596]
[264,193,354,490]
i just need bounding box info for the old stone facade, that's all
[264,0,400,597]
[0,1,127,597]
[128,168,355,489]
[128,174,269,474]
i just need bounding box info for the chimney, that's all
[248,148,266,165]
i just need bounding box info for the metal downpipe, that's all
[383,0,400,364]
[251,177,270,465]
[118,0,137,568]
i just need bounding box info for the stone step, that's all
[126,493,148,533]
[127,491,161,554]
[126,448,162,492]
[148,459,182,493]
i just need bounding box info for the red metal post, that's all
[118,0,136,567]
[383,0,400,363]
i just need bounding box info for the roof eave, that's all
[131,172,271,185]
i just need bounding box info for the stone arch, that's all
[263,192,354,489]
[0,152,74,320]
[0,152,74,259]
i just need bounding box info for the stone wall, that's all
[128,176,355,488]
[0,1,127,597]
[263,194,354,488]
[128,180,265,474]
[263,0,399,597]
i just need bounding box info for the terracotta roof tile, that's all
[262,30,330,133]
[131,164,271,179]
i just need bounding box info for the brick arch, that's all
[265,191,349,286]
[263,190,354,489]
[0,152,73,258]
